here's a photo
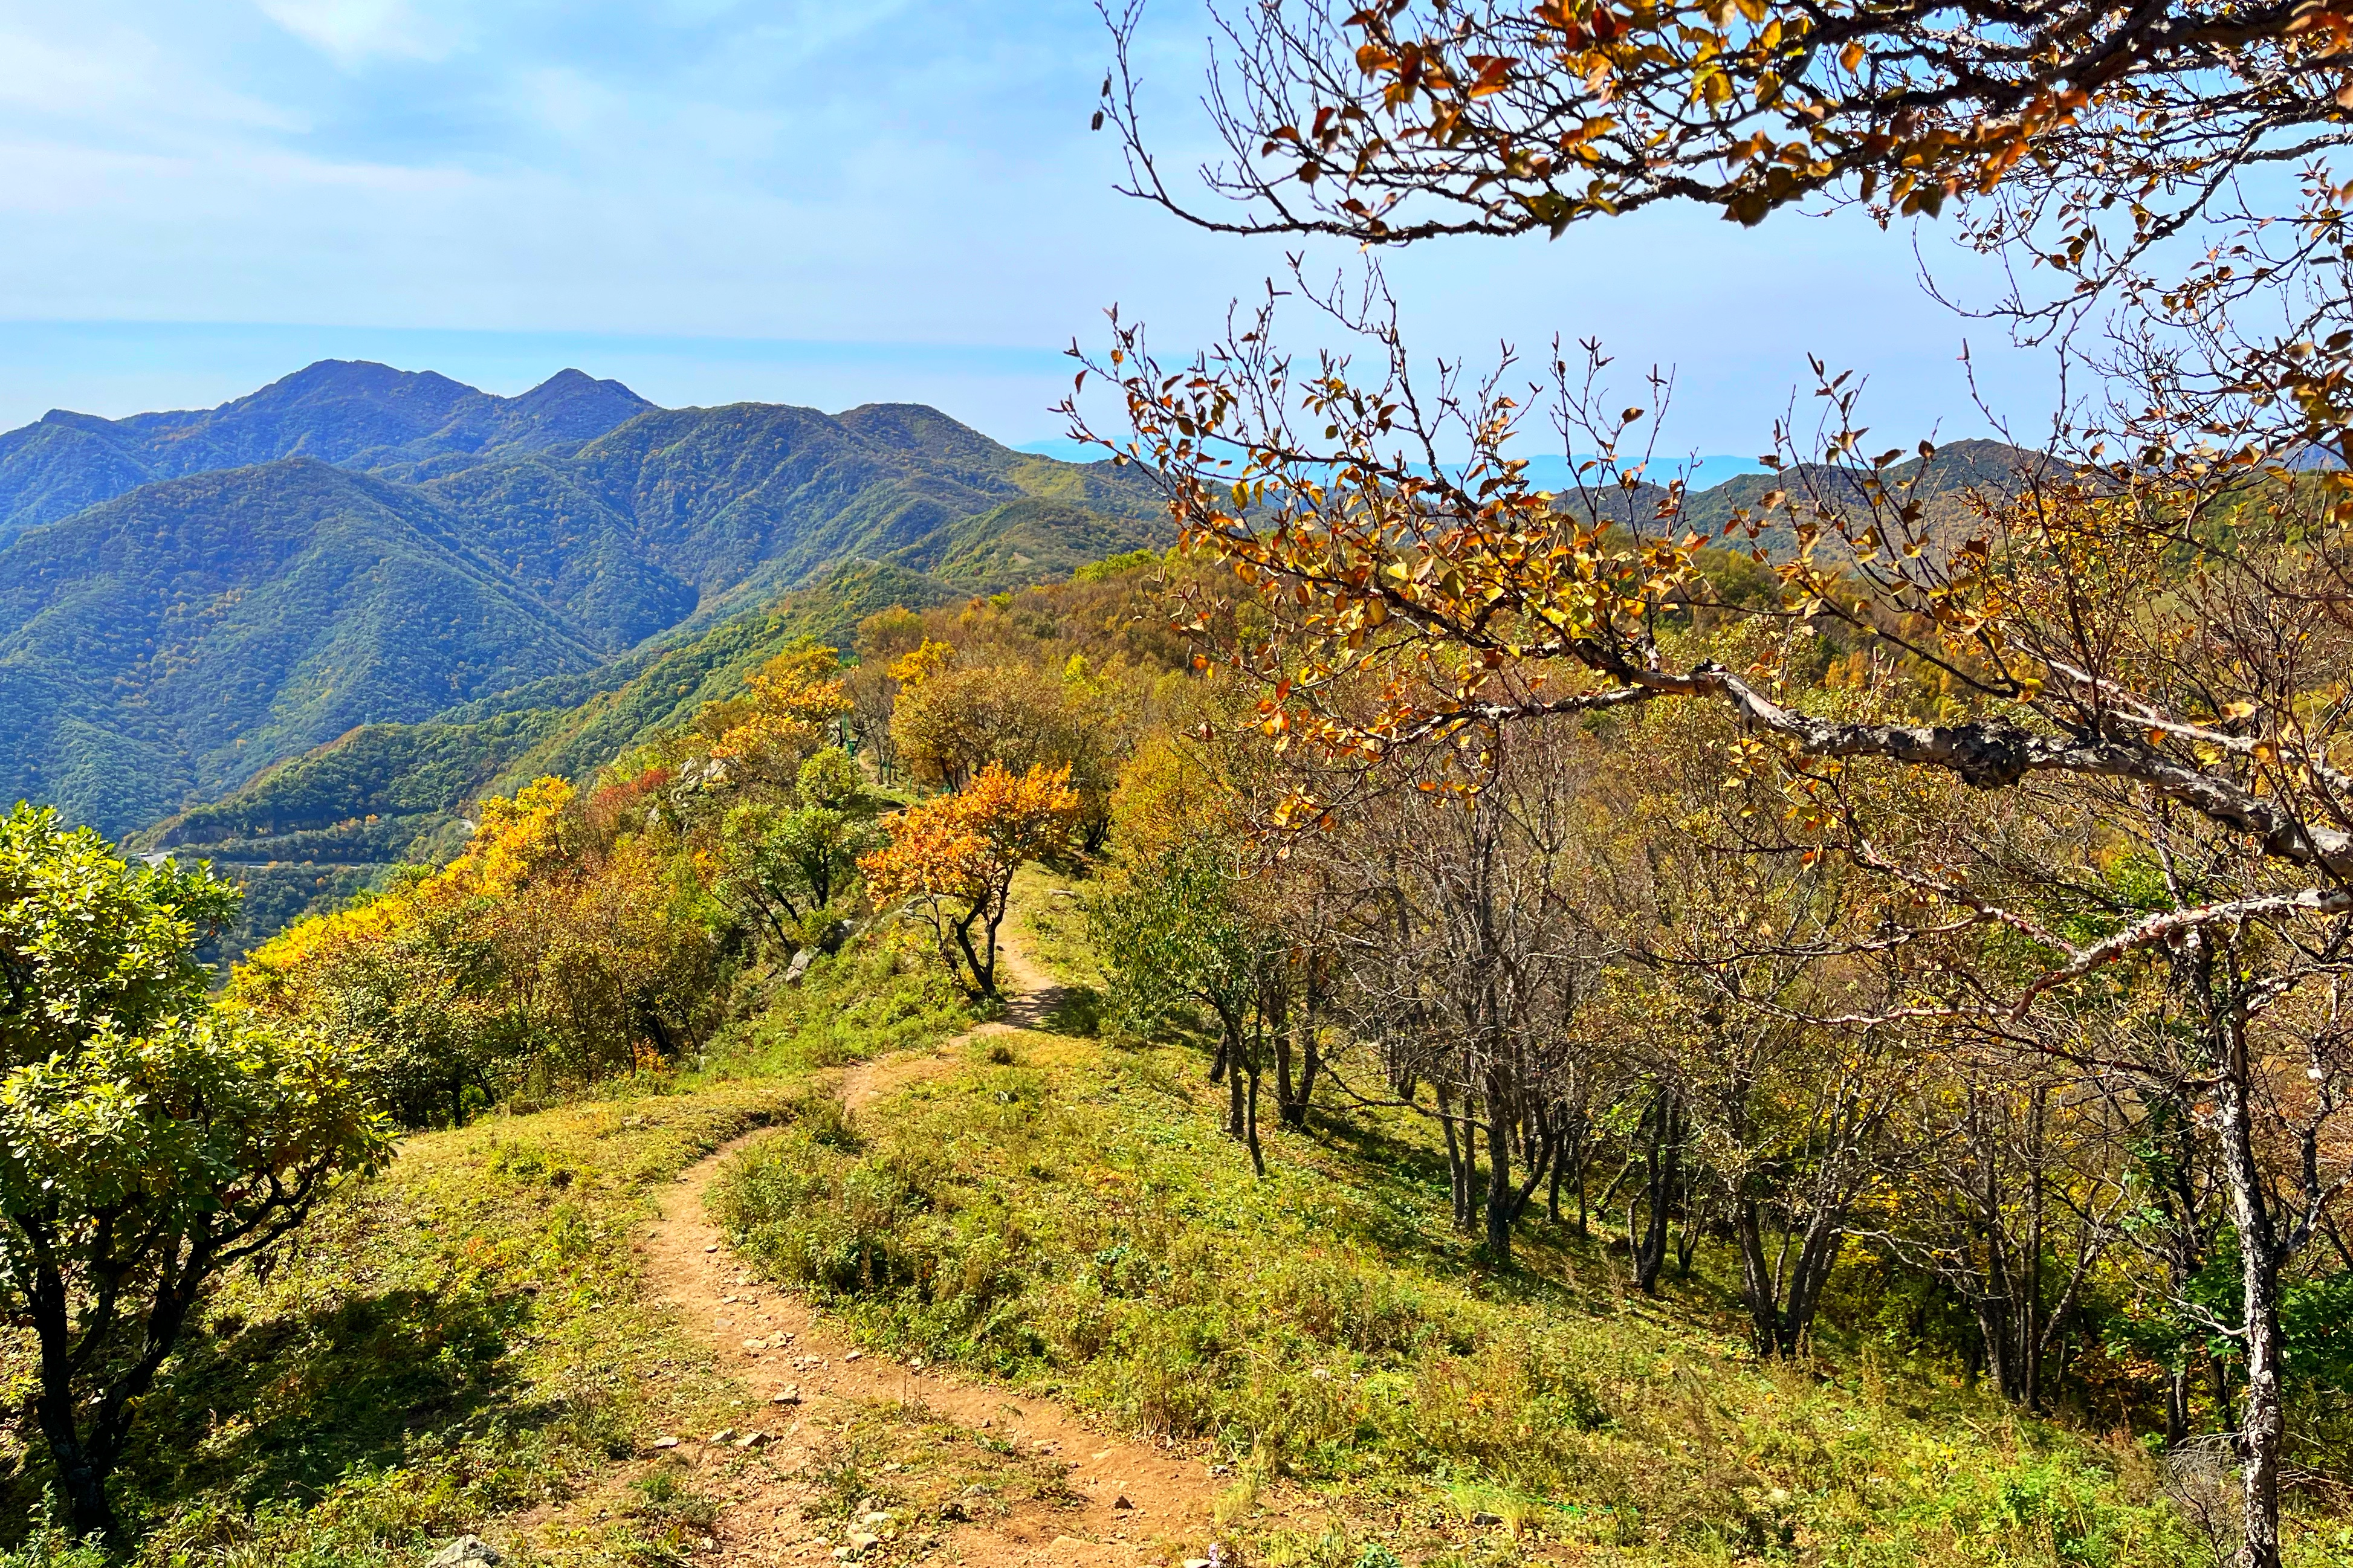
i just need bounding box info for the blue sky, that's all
[0,2,2059,457]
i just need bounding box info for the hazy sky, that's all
[0,1,2060,454]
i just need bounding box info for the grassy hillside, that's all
[6,888,2293,1567]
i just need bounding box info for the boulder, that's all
[426,1537,504,1567]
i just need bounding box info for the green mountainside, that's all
[133,560,954,953]
[0,363,1170,837]
[21,362,2041,958]
[0,361,654,545]
[0,460,607,833]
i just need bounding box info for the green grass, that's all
[0,915,983,1566]
[1012,865,1109,1035]
[711,1030,2204,1567]
[1,1077,788,1565]
[699,923,975,1077]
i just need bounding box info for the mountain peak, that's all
[508,367,655,440]
[526,367,607,394]
[265,359,473,400]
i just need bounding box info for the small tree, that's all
[1,804,388,1541]
[859,763,1081,998]
[1091,839,1289,1174]
[713,748,877,956]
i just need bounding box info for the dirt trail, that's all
[637,929,1229,1567]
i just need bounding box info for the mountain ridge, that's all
[0,361,1171,836]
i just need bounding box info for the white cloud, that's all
[252,0,467,65]
[0,21,302,135]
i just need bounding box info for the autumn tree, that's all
[236,777,719,1109]
[892,660,1124,847]
[1092,837,1293,1172]
[1313,718,1603,1257]
[1574,702,1924,1337]
[1080,6,2353,1543]
[1098,0,2351,300]
[846,608,931,782]
[1875,1065,2131,1408]
[860,762,1083,998]
[673,640,853,801]
[1100,682,1347,1145]
[1,806,387,1540]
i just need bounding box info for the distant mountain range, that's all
[0,361,1168,836]
[0,357,2045,966]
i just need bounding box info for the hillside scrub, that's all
[23,518,2353,1563]
[0,806,389,1541]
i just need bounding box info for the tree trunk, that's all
[1484,1074,1515,1260]
[2217,1025,2285,1568]
[950,906,995,998]
[1433,1083,1475,1233]
[1675,1190,1706,1279]
[1631,1092,1678,1294]
[1242,1051,1266,1176]
[1223,1019,1246,1140]
[1274,970,1321,1129]
[1228,1011,1264,1176]
[25,1220,209,1543]
[31,1375,115,1542]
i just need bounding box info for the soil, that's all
[633,931,1241,1567]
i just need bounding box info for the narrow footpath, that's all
[635,932,1234,1567]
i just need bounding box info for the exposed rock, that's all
[426,1537,504,1567]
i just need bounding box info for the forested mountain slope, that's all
[0,363,1168,835]
[133,560,953,949]
[0,361,653,544]
[0,460,606,833]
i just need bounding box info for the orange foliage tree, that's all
[859,762,1081,998]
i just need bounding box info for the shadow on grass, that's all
[117,1281,534,1513]
[1297,1103,1469,1251]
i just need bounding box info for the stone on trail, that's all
[426,1537,504,1567]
